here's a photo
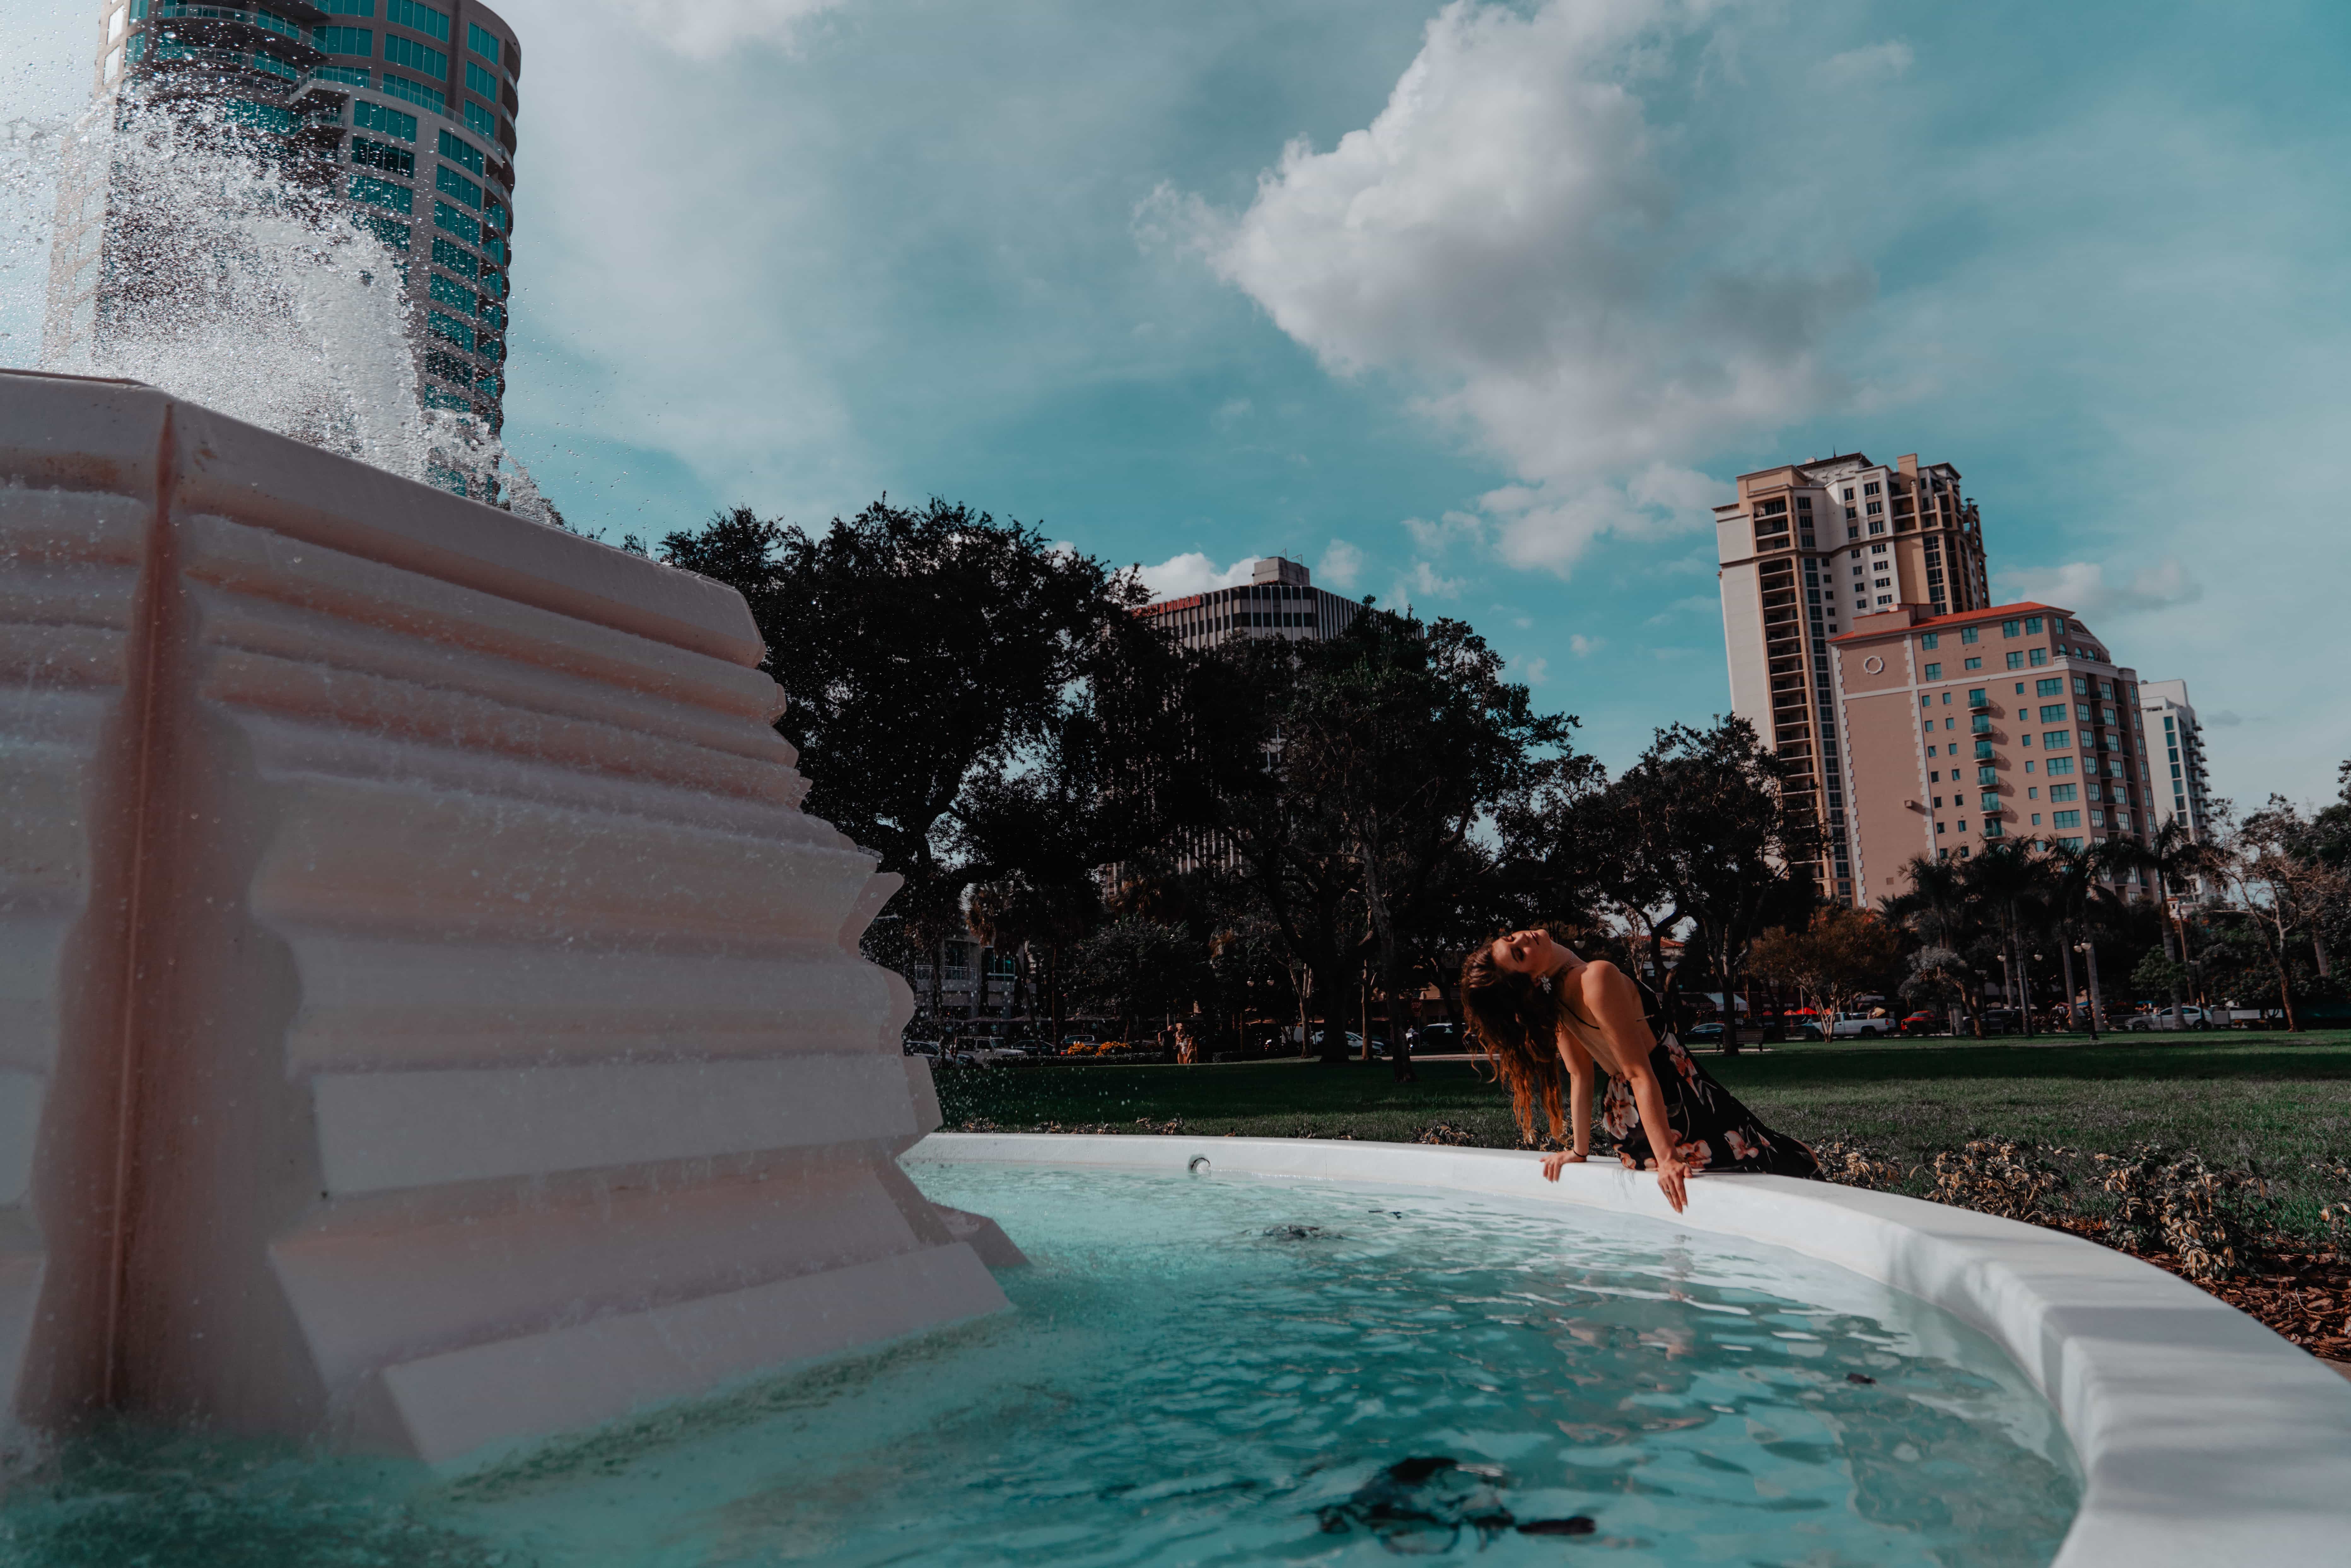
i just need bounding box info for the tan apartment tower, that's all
[1829,601,2152,904]
[1715,453,1989,902]
[47,0,521,483]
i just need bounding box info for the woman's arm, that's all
[1540,1032,1596,1180]
[1584,961,1690,1212]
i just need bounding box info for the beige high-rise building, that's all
[1714,452,1989,903]
[1829,601,2152,901]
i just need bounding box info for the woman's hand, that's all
[1654,1154,1690,1213]
[1539,1151,1587,1182]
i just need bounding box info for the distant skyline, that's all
[4,0,2346,804]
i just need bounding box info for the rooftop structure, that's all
[1135,557,1365,649]
[1714,452,1989,902]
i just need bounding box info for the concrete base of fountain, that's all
[0,369,1007,1463]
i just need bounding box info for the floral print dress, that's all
[1592,1032,1819,1179]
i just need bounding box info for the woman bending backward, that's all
[1460,929,1818,1213]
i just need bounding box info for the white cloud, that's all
[1642,594,1716,625]
[1568,634,1603,657]
[1817,40,1913,85]
[1400,560,1466,601]
[1154,0,1868,579]
[1211,396,1254,429]
[1316,537,1366,590]
[1995,557,2204,620]
[1139,550,1257,600]
[596,0,841,60]
[1513,655,1551,684]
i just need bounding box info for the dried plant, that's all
[2096,1146,2265,1282]
[1413,1122,1482,1147]
[1927,1139,2069,1222]
[1811,1139,1907,1192]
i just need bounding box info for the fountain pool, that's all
[0,1158,2083,1566]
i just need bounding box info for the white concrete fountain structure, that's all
[0,369,1009,1463]
[911,1133,2351,1567]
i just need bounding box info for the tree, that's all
[1748,907,1902,1024]
[2228,797,2350,1030]
[1073,917,1207,1042]
[2107,817,2231,1020]
[1883,855,1985,1034]
[1958,839,2054,1033]
[1608,718,1816,1052]
[659,497,1153,1013]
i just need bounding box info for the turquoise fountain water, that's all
[0,1161,2078,1565]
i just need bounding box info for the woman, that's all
[1459,928,1817,1212]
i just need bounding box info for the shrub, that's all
[1928,1139,2069,1222]
[1812,1139,1907,1191]
[2096,1146,2264,1282]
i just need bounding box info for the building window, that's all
[1864,482,1881,496]
[2037,677,2062,697]
[466,58,499,101]
[349,174,413,214]
[1922,633,1939,649]
[437,127,484,174]
[2046,756,2075,776]
[315,64,370,85]
[351,136,412,175]
[383,34,447,78]
[467,19,500,61]
[386,0,449,42]
[312,24,372,54]
[353,99,417,140]
[1964,657,1982,670]
[322,0,375,14]
[382,73,447,115]
[428,271,475,311]
[2049,783,2078,801]
[434,201,481,245]
[1868,520,1886,535]
[427,310,474,351]
[1923,662,1941,680]
[2005,651,2023,670]
[464,98,498,139]
[359,214,409,251]
[2024,616,2043,633]
[431,235,476,276]
[1960,627,1980,644]
[2053,810,2082,827]
[435,165,483,209]
[2029,648,2047,666]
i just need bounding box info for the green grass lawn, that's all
[935,1030,2351,1240]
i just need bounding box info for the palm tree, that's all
[2108,818,2232,1020]
[1882,855,1984,1034]
[2040,838,2120,1034]
[1960,839,2055,1033]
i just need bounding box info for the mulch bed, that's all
[2047,1217,2351,1363]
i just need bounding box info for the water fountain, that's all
[1,65,2346,1568]
[0,368,1014,1464]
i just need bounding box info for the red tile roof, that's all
[1830,601,2075,644]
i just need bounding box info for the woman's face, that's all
[1491,928,1560,976]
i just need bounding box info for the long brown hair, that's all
[1459,943,1567,1145]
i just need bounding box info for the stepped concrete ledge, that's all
[0,369,1006,1463]
[910,1133,2351,1568]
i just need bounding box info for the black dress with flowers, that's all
[1592,1032,1819,1179]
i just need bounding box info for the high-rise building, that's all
[1714,453,1989,902]
[1136,556,1365,649]
[1828,601,2152,902]
[45,0,521,463]
[2139,678,2216,844]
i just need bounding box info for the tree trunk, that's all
[2014,926,2035,1037]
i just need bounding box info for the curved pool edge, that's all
[907,1132,2351,1567]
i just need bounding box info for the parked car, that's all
[1414,1023,1464,1052]
[1830,1012,1895,1040]
[2123,1006,2208,1031]
[1899,1012,1938,1037]
[1680,1021,1727,1046]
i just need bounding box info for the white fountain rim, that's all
[907,1131,2351,1567]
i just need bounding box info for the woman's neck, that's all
[1545,948,1583,979]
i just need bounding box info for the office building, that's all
[1714,452,1990,901]
[2140,678,2217,860]
[46,0,520,467]
[1829,601,2152,902]
[1136,557,1365,649]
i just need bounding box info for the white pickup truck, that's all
[1830,1012,1897,1039]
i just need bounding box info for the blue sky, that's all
[6,0,2348,803]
